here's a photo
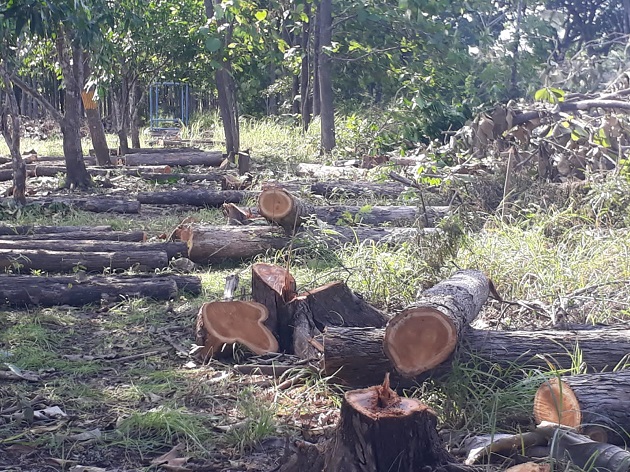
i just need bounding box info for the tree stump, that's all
[324,374,456,472]
[195,301,279,361]
[384,269,491,377]
[534,371,630,445]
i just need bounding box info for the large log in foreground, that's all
[0,249,168,273]
[279,375,457,472]
[0,274,201,307]
[534,371,630,445]
[384,270,491,377]
[137,189,246,207]
[122,151,224,167]
[324,326,630,389]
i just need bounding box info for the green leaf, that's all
[205,37,222,52]
[254,10,267,21]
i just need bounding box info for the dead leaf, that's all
[151,443,191,471]
[34,406,67,420]
[68,466,108,472]
[65,428,102,442]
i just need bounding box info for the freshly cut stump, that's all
[324,374,455,472]
[195,301,279,361]
[384,269,490,377]
[534,371,630,445]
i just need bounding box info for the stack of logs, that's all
[196,264,630,469]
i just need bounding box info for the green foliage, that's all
[535,86,566,103]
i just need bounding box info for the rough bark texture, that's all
[185,225,289,264]
[312,205,447,227]
[251,263,297,352]
[384,270,490,377]
[0,165,176,181]
[135,172,223,183]
[0,225,113,236]
[195,301,278,362]
[0,67,26,205]
[324,379,455,472]
[122,151,224,167]
[137,189,245,207]
[27,197,140,214]
[1,230,146,242]
[324,326,630,389]
[0,249,168,273]
[534,371,630,445]
[310,181,409,199]
[300,0,312,132]
[0,239,186,259]
[82,58,110,166]
[0,274,201,307]
[318,0,335,152]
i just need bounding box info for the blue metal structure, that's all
[149,82,190,130]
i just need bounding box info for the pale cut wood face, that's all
[533,378,581,428]
[258,188,293,219]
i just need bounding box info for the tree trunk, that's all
[384,270,491,377]
[312,3,321,117]
[310,181,410,199]
[130,82,142,149]
[295,163,368,179]
[300,0,312,131]
[215,67,240,157]
[0,224,113,236]
[257,187,314,233]
[535,371,630,445]
[28,196,140,214]
[0,248,168,273]
[0,68,26,205]
[318,0,335,152]
[137,189,246,207]
[0,274,201,308]
[58,36,91,188]
[83,58,110,166]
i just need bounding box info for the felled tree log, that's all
[290,281,388,360]
[1,230,146,242]
[384,270,491,377]
[180,224,434,263]
[258,187,313,233]
[27,197,140,214]
[195,301,279,361]
[138,172,223,183]
[0,240,186,259]
[0,225,112,235]
[310,180,409,199]
[15,165,175,179]
[137,189,246,207]
[114,146,199,155]
[312,204,448,227]
[323,326,630,389]
[295,163,369,179]
[122,151,224,167]
[0,274,201,307]
[0,249,168,273]
[283,375,457,472]
[251,263,297,352]
[534,371,630,445]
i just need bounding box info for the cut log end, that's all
[533,378,581,428]
[196,301,279,360]
[252,262,297,302]
[383,307,457,377]
[347,378,430,421]
[258,187,294,220]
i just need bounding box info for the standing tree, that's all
[318,0,335,152]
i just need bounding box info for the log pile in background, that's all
[121,150,225,167]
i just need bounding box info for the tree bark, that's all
[0,274,201,308]
[300,0,312,131]
[318,0,335,152]
[534,371,630,445]
[83,58,110,166]
[0,239,186,259]
[27,196,140,214]
[0,68,26,205]
[122,151,224,167]
[384,270,491,377]
[137,189,245,207]
[323,326,630,389]
[0,248,169,273]
[0,225,113,236]
[0,230,145,242]
[130,82,142,149]
[251,263,297,353]
[295,163,368,179]
[312,3,321,117]
[258,187,314,233]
